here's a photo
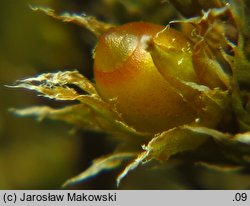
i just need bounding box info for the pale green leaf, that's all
[30,6,113,37]
[63,152,135,187]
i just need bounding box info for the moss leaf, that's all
[63,152,135,187]
[117,126,208,185]
[30,6,113,37]
[11,71,149,138]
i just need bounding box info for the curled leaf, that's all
[30,6,113,37]
[10,70,98,100]
[117,125,250,184]
[11,71,149,138]
[117,126,208,185]
[63,152,135,187]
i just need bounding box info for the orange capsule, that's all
[93,22,198,133]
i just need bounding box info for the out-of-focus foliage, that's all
[2,0,250,189]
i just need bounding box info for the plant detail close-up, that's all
[9,0,250,189]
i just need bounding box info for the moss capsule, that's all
[93,22,201,133]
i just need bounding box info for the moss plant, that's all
[12,1,250,188]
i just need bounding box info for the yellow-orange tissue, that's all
[94,22,198,133]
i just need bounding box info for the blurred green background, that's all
[1,0,250,189]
